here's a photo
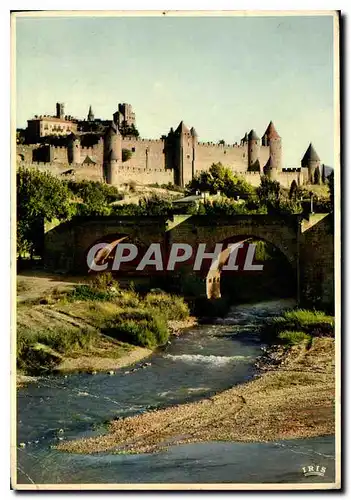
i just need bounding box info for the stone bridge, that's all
[44,213,334,308]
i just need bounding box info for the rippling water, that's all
[16,300,335,485]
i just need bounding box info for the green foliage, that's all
[68,180,122,216]
[277,330,311,346]
[119,122,139,138]
[122,148,133,162]
[65,285,116,302]
[275,309,334,330]
[138,194,173,216]
[257,176,302,214]
[275,199,302,215]
[17,326,98,373]
[262,308,334,342]
[89,272,120,290]
[328,171,334,209]
[201,198,248,215]
[17,166,75,258]
[314,166,321,185]
[257,176,281,203]
[289,180,298,200]
[187,163,255,199]
[112,193,173,216]
[17,282,190,373]
[104,308,169,348]
[144,293,190,320]
[252,240,274,261]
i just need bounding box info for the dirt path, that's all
[17,271,88,303]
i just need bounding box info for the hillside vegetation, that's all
[17,274,190,375]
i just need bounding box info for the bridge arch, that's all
[204,234,297,300]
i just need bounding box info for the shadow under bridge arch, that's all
[205,234,298,302]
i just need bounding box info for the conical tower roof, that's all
[241,132,248,143]
[87,105,94,121]
[190,126,198,137]
[248,129,259,140]
[302,143,320,163]
[175,121,190,135]
[262,121,280,140]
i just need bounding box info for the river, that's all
[16,300,335,485]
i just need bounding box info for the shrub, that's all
[66,285,114,302]
[262,309,334,341]
[122,149,133,162]
[144,293,189,320]
[274,309,334,332]
[89,272,120,291]
[104,308,169,348]
[17,327,98,373]
[278,330,311,346]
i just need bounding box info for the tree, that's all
[186,163,255,199]
[328,171,334,209]
[257,176,281,203]
[321,164,326,184]
[218,139,225,145]
[289,180,298,200]
[119,121,140,138]
[138,194,173,216]
[275,199,302,215]
[68,180,121,216]
[17,167,75,258]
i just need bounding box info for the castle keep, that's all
[17,102,324,189]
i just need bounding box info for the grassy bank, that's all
[17,274,192,376]
[57,308,335,454]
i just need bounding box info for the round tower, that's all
[190,127,198,179]
[248,129,260,171]
[174,121,192,187]
[103,122,122,185]
[301,143,321,184]
[262,121,282,171]
[263,156,278,181]
[67,133,81,165]
[240,132,248,146]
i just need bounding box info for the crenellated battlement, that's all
[197,142,244,148]
[17,113,314,191]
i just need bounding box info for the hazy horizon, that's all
[15,14,335,168]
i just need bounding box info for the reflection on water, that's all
[16,300,335,485]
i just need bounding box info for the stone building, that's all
[301,143,321,184]
[17,102,325,190]
[113,103,136,129]
[26,102,77,142]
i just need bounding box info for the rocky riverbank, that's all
[57,335,335,455]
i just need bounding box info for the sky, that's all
[15,13,335,168]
